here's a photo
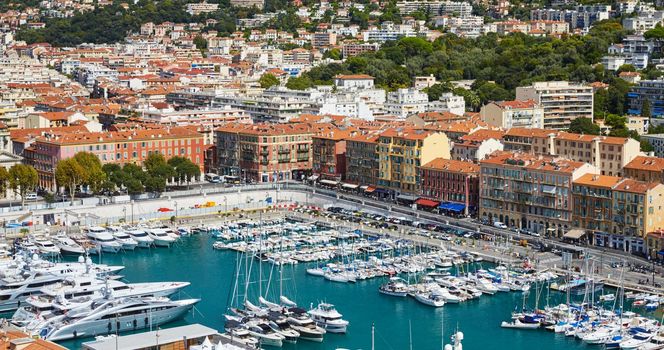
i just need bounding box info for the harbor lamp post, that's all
[122,206,126,223]
[174,201,178,218]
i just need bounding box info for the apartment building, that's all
[384,88,429,118]
[572,174,664,253]
[215,123,316,183]
[345,133,379,186]
[24,127,205,190]
[479,151,597,237]
[342,43,380,58]
[516,81,594,130]
[420,158,480,216]
[624,155,664,183]
[185,2,219,15]
[554,132,641,177]
[628,78,664,118]
[230,0,264,8]
[311,32,337,49]
[396,1,473,16]
[376,129,450,195]
[480,100,544,129]
[502,127,556,154]
[451,129,505,162]
[427,93,466,116]
[312,129,355,181]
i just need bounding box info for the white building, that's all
[384,88,429,118]
[334,74,375,90]
[480,100,544,129]
[515,81,593,130]
[427,93,466,116]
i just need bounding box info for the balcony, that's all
[297,148,310,153]
[278,149,291,154]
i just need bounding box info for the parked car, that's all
[493,221,507,229]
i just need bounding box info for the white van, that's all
[493,221,507,229]
[25,193,38,200]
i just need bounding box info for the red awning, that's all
[157,207,173,212]
[415,198,440,208]
[365,186,376,193]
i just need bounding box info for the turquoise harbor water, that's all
[48,234,610,350]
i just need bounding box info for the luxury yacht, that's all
[307,302,349,333]
[378,277,409,297]
[32,238,60,256]
[146,229,176,247]
[85,227,122,253]
[53,235,85,255]
[30,296,199,341]
[111,232,138,250]
[126,229,154,248]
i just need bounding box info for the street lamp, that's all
[174,201,178,218]
[122,206,126,223]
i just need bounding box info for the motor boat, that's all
[32,237,61,256]
[307,302,349,333]
[53,235,85,255]
[146,229,176,247]
[243,320,285,347]
[501,319,540,329]
[620,331,654,349]
[111,232,138,250]
[219,321,261,348]
[413,292,445,307]
[378,277,408,297]
[126,230,154,248]
[29,296,199,341]
[12,279,190,327]
[85,227,122,253]
[284,308,325,342]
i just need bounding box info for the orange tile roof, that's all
[36,127,202,146]
[505,127,556,138]
[460,129,506,143]
[421,158,479,174]
[573,173,621,188]
[613,178,660,194]
[0,330,66,350]
[624,156,664,172]
[494,100,538,109]
[481,151,587,173]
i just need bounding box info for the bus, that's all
[205,173,221,183]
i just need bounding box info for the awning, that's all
[416,198,440,208]
[397,194,418,202]
[360,185,369,190]
[365,186,376,193]
[448,203,465,213]
[319,179,339,186]
[308,175,319,181]
[563,229,586,240]
[438,202,465,212]
[658,250,664,256]
[373,188,389,194]
[342,183,359,189]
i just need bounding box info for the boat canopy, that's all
[438,202,465,212]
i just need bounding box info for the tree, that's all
[168,157,201,187]
[73,152,105,194]
[144,175,166,194]
[0,167,8,199]
[259,73,280,89]
[323,48,341,60]
[568,117,600,135]
[193,34,207,51]
[642,99,652,119]
[55,158,85,204]
[8,164,38,208]
[641,140,655,153]
[286,76,313,90]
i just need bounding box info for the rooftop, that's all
[624,156,664,172]
[421,158,480,174]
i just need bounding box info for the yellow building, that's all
[377,128,450,195]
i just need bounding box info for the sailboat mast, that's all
[409,320,413,350]
[371,322,375,350]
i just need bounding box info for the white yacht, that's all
[30,296,199,341]
[218,324,261,349]
[307,303,349,333]
[12,278,190,326]
[413,292,446,307]
[126,229,154,248]
[111,232,138,250]
[146,229,176,247]
[85,227,122,253]
[32,237,61,256]
[53,235,85,255]
[0,271,64,312]
[243,320,285,347]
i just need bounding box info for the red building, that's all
[419,158,480,216]
[312,129,356,181]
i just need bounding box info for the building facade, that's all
[480,100,544,129]
[515,81,593,130]
[479,151,597,237]
[420,158,480,215]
